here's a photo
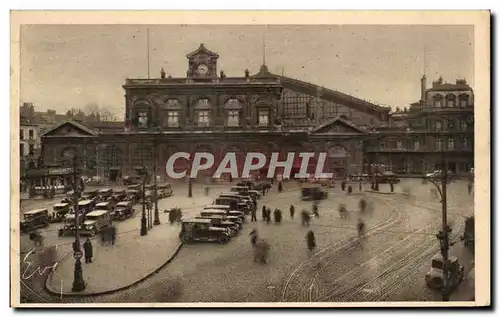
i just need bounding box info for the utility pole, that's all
[140,155,148,236]
[153,132,160,225]
[188,155,193,198]
[71,155,85,292]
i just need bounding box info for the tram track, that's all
[281,196,402,302]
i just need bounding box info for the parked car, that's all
[79,210,113,237]
[58,213,84,236]
[156,183,173,198]
[461,216,474,247]
[425,255,464,290]
[179,218,231,244]
[375,171,401,184]
[50,203,71,223]
[82,189,99,200]
[200,210,243,228]
[96,188,113,202]
[113,201,135,221]
[20,209,50,233]
[194,215,240,236]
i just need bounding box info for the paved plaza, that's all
[19,179,475,303]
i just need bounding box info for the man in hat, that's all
[83,237,93,263]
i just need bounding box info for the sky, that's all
[19,24,474,117]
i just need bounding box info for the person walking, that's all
[83,237,93,263]
[266,208,271,224]
[110,226,116,245]
[289,204,295,220]
[278,181,283,193]
[262,205,267,221]
[249,229,258,247]
[306,230,316,252]
[251,207,257,222]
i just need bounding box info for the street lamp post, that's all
[153,133,160,225]
[426,153,452,301]
[140,159,148,236]
[188,155,193,198]
[71,155,85,292]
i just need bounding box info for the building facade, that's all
[365,76,475,175]
[38,44,474,182]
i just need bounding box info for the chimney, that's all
[420,75,427,102]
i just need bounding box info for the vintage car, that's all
[50,203,71,222]
[219,192,254,209]
[425,255,464,290]
[179,218,231,244]
[125,189,140,203]
[229,186,261,201]
[123,175,142,185]
[95,201,113,213]
[96,188,113,201]
[253,181,272,192]
[77,199,96,216]
[58,213,84,236]
[113,201,135,221]
[461,216,474,247]
[20,208,50,233]
[204,204,230,211]
[111,190,128,202]
[200,210,243,227]
[80,209,113,237]
[301,184,328,201]
[214,197,249,214]
[194,215,240,236]
[311,178,336,188]
[156,183,173,199]
[82,189,99,200]
[375,171,401,184]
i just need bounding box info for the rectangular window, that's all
[258,110,269,126]
[434,100,441,108]
[167,111,179,127]
[460,120,468,131]
[463,137,469,148]
[435,121,442,132]
[137,112,148,128]
[20,129,24,140]
[20,143,24,157]
[448,137,455,150]
[447,99,455,108]
[29,144,34,155]
[29,129,34,139]
[197,111,210,127]
[396,140,403,149]
[324,103,337,117]
[435,137,442,150]
[460,99,468,107]
[227,110,240,127]
[414,140,420,151]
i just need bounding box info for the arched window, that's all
[194,98,211,127]
[225,98,243,127]
[445,94,456,108]
[161,99,182,128]
[433,94,444,108]
[459,94,469,107]
[134,99,152,129]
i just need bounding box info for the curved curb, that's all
[44,242,184,297]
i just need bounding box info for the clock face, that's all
[197,64,209,75]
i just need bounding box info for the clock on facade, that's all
[197,64,209,75]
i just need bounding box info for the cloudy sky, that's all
[20,24,473,116]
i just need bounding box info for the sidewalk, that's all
[45,189,215,296]
[451,267,475,301]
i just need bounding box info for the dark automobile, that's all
[123,175,142,185]
[301,184,328,201]
[234,182,262,200]
[425,255,464,290]
[20,208,50,233]
[194,215,240,236]
[201,208,245,225]
[111,190,127,202]
[214,197,248,214]
[125,189,140,203]
[96,188,113,201]
[374,171,401,184]
[253,181,272,191]
[50,203,71,223]
[58,213,84,236]
[461,216,474,247]
[82,189,99,200]
[218,192,254,211]
[179,218,231,244]
[77,199,96,216]
[113,201,135,220]
[156,183,173,199]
